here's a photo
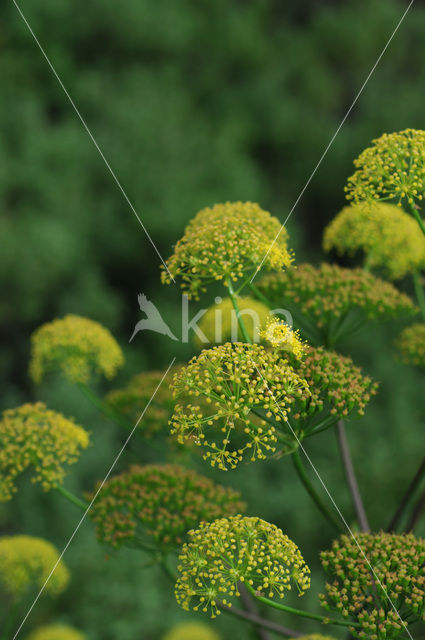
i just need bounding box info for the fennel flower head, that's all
[26,626,86,640]
[161,202,293,299]
[196,296,271,345]
[29,315,124,384]
[162,622,221,640]
[257,264,416,336]
[320,532,425,639]
[397,323,425,369]
[260,318,305,360]
[0,402,89,501]
[345,129,425,208]
[170,342,310,470]
[323,203,425,280]
[0,536,69,598]
[175,515,310,618]
[89,464,245,551]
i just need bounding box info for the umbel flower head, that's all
[0,403,89,501]
[0,536,69,599]
[260,318,305,360]
[175,515,310,618]
[397,323,425,369]
[323,203,425,280]
[163,622,221,640]
[105,367,181,437]
[29,314,124,384]
[291,636,336,640]
[320,532,425,639]
[286,345,378,435]
[196,296,271,346]
[26,626,86,640]
[345,129,425,208]
[161,202,293,298]
[89,464,245,551]
[170,342,310,470]
[257,263,416,344]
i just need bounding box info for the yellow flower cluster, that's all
[0,536,69,598]
[89,464,245,551]
[320,532,425,639]
[0,403,89,501]
[29,315,124,384]
[170,342,309,470]
[26,626,86,640]
[196,296,271,345]
[257,263,416,339]
[397,323,425,369]
[175,515,310,618]
[161,202,293,298]
[260,318,305,360]
[345,129,425,208]
[323,203,425,279]
[106,367,181,437]
[291,636,336,640]
[163,622,221,640]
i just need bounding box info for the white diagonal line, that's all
[11,357,176,640]
[11,0,175,284]
[254,365,414,639]
[251,0,415,283]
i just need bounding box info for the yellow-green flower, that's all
[323,203,425,279]
[26,625,86,640]
[29,315,124,384]
[292,636,336,640]
[257,263,417,343]
[196,296,271,345]
[89,464,245,551]
[320,532,425,639]
[345,129,425,208]
[397,323,425,369]
[0,402,89,501]
[175,515,310,618]
[260,318,305,360]
[163,622,221,640]
[0,536,69,598]
[170,342,310,470]
[161,202,293,298]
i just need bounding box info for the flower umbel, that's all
[170,342,310,469]
[0,535,69,599]
[323,203,425,280]
[260,318,305,360]
[89,464,245,551]
[320,532,425,639]
[397,323,425,369]
[26,626,86,640]
[175,515,310,617]
[161,202,293,298]
[29,314,124,384]
[345,129,425,208]
[0,402,89,501]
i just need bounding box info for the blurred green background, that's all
[2,0,425,638]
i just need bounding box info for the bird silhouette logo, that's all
[129,294,178,342]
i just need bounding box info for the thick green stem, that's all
[55,485,88,511]
[246,584,359,629]
[227,277,252,344]
[292,450,343,532]
[413,271,425,322]
[248,282,273,307]
[411,205,425,237]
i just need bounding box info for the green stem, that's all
[411,206,425,237]
[248,282,273,307]
[413,271,425,322]
[0,600,18,640]
[227,277,252,344]
[55,485,88,511]
[246,585,360,630]
[77,383,133,431]
[292,450,343,532]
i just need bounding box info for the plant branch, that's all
[406,487,425,532]
[238,582,272,640]
[292,450,343,532]
[413,271,425,322]
[336,420,370,532]
[227,277,252,343]
[387,454,425,531]
[55,484,88,511]
[218,603,303,638]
